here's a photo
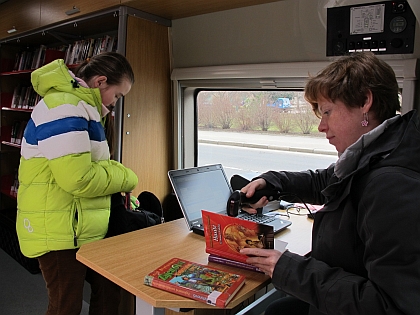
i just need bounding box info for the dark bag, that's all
[162,192,183,222]
[105,192,163,238]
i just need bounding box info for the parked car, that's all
[267,97,292,111]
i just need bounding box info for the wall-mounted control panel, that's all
[327,1,416,56]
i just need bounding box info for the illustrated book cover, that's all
[144,257,246,308]
[202,210,275,264]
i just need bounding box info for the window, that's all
[196,90,337,180]
[171,59,415,179]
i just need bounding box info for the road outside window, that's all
[196,90,338,179]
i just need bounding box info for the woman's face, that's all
[89,75,132,111]
[98,78,132,111]
[317,97,372,154]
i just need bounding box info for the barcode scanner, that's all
[227,189,282,217]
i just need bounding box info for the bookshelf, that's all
[6,6,171,197]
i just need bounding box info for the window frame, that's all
[171,59,417,170]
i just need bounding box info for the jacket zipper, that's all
[74,202,79,247]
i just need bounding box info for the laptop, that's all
[168,164,292,236]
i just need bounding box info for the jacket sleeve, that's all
[49,153,138,197]
[257,164,335,205]
[29,96,138,197]
[271,168,420,315]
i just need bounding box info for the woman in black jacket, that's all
[240,52,420,315]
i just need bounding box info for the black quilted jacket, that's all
[259,110,420,315]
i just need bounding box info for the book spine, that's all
[10,168,19,195]
[10,85,20,108]
[144,276,217,306]
[208,255,262,273]
[11,120,20,143]
[205,247,248,263]
[15,120,27,145]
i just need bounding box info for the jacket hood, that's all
[31,59,102,110]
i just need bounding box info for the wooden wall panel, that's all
[0,0,40,39]
[122,15,172,201]
[40,0,119,27]
[121,0,281,20]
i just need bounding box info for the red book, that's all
[202,210,274,264]
[144,257,245,308]
[208,254,263,273]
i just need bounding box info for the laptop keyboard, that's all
[239,213,276,224]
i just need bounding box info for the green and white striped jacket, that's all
[16,59,138,258]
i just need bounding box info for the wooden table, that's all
[77,212,313,314]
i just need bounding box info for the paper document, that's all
[274,239,288,252]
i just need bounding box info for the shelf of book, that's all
[1,141,21,148]
[1,107,32,113]
[0,69,32,76]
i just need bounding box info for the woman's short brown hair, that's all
[304,52,400,122]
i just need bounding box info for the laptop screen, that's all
[168,164,233,228]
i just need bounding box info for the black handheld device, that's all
[226,189,282,217]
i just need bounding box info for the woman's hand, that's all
[240,178,269,214]
[240,248,283,277]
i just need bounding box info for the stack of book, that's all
[202,210,286,273]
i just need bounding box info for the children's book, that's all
[144,257,245,308]
[202,210,275,264]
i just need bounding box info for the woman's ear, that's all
[93,75,108,88]
[363,90,373,112]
